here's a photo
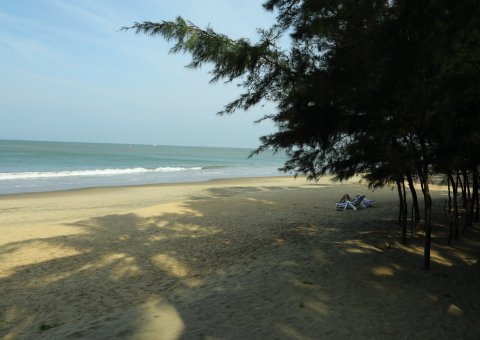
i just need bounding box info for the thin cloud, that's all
[49,0,118,32]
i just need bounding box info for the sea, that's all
[0,140,289,194]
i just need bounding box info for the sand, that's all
[0,176,479,339]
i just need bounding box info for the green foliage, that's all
[122,17,289,115]
[124,0,480,268]
[123,3,479,178]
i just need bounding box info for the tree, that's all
[123,0,480,269]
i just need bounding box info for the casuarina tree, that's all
[123,0,480,269]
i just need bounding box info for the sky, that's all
[0,0,280,148]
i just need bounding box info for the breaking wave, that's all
[0,167,203,180]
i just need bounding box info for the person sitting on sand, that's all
[338,194,352,202]
[338,194,375,207]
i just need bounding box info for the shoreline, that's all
[0,174,293,198]
[0,175,352,199]
[0,173,448,199]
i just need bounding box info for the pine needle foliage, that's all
[122,17,289,114]
[123,1,480,269]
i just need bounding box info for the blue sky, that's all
[0,1,279,148]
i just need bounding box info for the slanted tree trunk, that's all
[406,173,420,222]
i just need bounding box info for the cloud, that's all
[48,0,118,31]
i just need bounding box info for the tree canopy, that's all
[123,0,480,269]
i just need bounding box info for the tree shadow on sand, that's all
[1,186,479,339]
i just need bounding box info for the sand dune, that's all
[1,177,479,339]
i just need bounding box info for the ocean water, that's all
[0,140,289,194]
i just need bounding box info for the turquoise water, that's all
[0,140,288,194]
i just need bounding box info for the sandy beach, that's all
[1,176,479,339]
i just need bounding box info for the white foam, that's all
[0,166,202,180]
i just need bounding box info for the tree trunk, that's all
[406,173,421,222]
[466,169,471,204]
[454,171,460,239]
[462,169,471,234]
[457,170,466,209]
[460,170,467,209]
[476,167,480,222]
[419,175,425,194]
[471,167,479,224]
[419,175,425,231]
[402,179,408,221]
[423,173,433,270]
[447,172,455,246]
[397,179,407,244]
[447,174,452,213]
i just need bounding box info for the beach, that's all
[1,176,479,339]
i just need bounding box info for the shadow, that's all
[0,185,479,339]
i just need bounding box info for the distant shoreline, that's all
[0,138,257,151]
